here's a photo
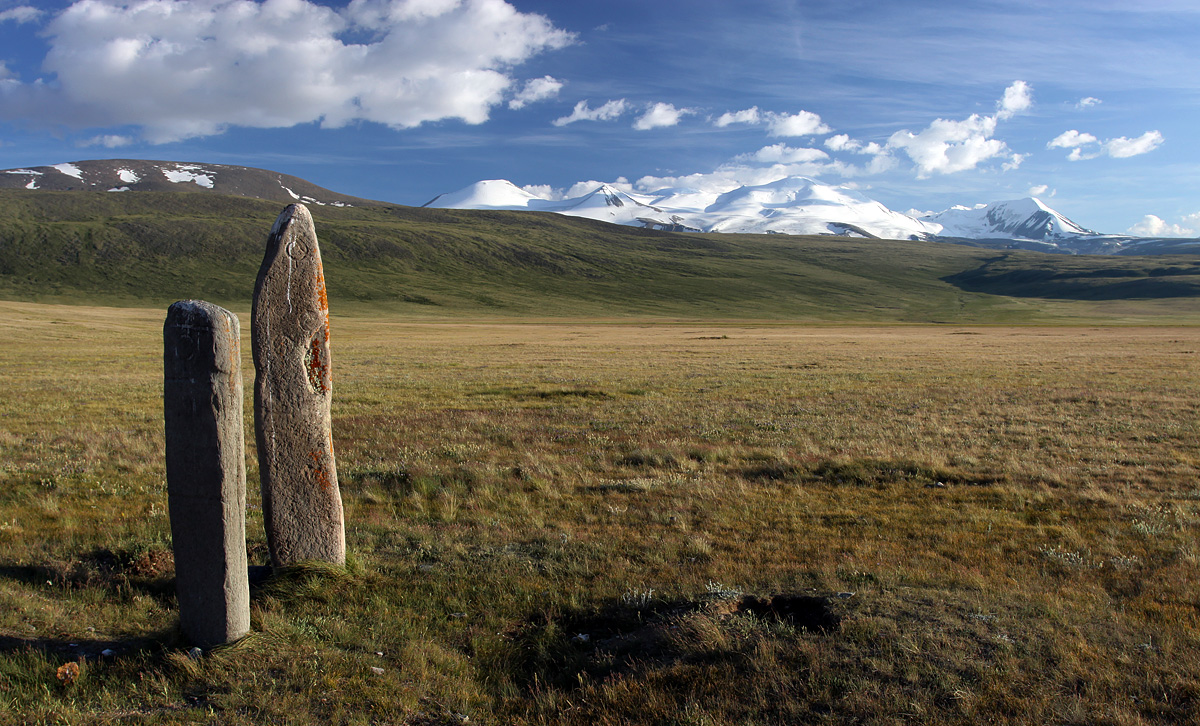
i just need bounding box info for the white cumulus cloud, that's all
[765,110,831,137]
[0,5,40,23]
[1048,130,1099,149]
[1077,96,1102,109]
[824,134,856,152]
[1127,213,1199,238]
[0,0,574,142]
[735,144,829,164]
[996,80,1032,120]
[711,106,829,137]
[508,76,563,110]
[520,183,555,199]
[631,153,889,195]
[552,99,630,126]
[1048,129,1162,160]
[824,134,885,155]
[1028,184,1055,197]
[559,177,631,198]
[885,82,1030,177]
[713,107,761,127]
[887,114,1006,177]
[1104,130,1164,158]
[633,102,694,131]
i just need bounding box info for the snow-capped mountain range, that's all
[925,197,1094,240]
[424,177,939,239]
[2,160,1195,255]
[425,177,1196,255]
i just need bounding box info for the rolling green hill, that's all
[2,190,1199,322]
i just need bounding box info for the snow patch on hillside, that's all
[53,163,83,179]
[117,169,140,183]
[279,180,342,206]
[8,168,43,190]
[162,165,215,188]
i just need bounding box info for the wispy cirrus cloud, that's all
[0,5,40,23]
[552,99,629,126]
[509,76,563,110]
[79,133,134,148]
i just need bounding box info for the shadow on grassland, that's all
[0,549,180,658]
[943,254,1200,300]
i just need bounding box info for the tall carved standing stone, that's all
[163,300,251,648]
[252,204,345,568]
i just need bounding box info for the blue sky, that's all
[1,0,1196,235]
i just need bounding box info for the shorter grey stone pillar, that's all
[164,300,250,648]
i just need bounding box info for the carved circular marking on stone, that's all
[286,238,311,261]
[176,332,197,362]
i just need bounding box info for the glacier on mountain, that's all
[920,198,1095,240]
[426,177,941,240]
[424,176,1200,255]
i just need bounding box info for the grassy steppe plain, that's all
[1,300,1198,724]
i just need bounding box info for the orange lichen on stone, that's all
[315,268,329,314]
[254,203,345,568]
[315,268,332,342]
[310,449,332,490]
[305,330,329,395]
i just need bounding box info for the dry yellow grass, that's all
[1,301,1198,724]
